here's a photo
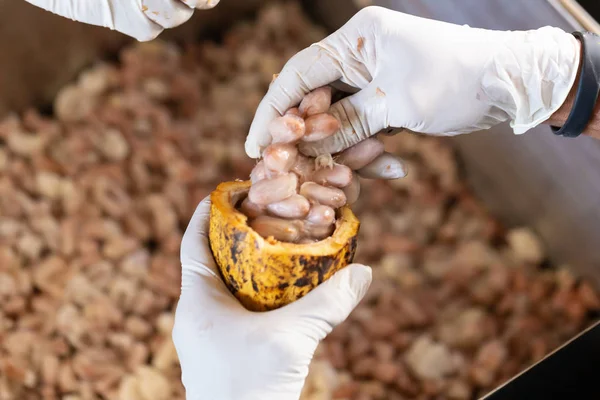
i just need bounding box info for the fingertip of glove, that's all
[134,26,164,42]
[357,152,407,180]
[199,195,211,207]
[244,139,261,159]
[185,0,221,9]
[346,263,372,282]
[340,263,372,301]
[142,2,195,30]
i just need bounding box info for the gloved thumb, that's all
[300,82,389,157]
[275,264,372,341]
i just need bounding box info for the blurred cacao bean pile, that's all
[0,1,598,400]
[0,3,325,399]
[301,134,600,398]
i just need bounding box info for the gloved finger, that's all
[142,0,194,29]
[356,152,407,180]
[273,264,372,341]
[175,268,246,329]
[245,45,344,159]
[180,196,220,277]
[177,197,247,324]
[181,0,221,9]
[344,174,361,206]
[176,197,247,349]
[299,83,389,157]
[173,269,247,397]
[25,0,163,42]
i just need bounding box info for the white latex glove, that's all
[245,6,580,158]
[172,197,372,400]
[24,0,219,42]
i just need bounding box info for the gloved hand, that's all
[24,0,219,42]
[245,6,580,158]
[172,197,372,400]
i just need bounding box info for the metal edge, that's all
[478,319,600,399]
[548,0,600,33]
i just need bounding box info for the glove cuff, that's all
[551,31,600,137]
[481,26,581,135]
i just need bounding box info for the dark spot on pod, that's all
[230,231,247,265]
[234,231,247,241]
[227,277,240,294]
[294,277,310,287]
[345,236,358,264]
[298,255,309,269]
[278,282,289,290]
[318,256,335,282]
[251,275,259,292]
